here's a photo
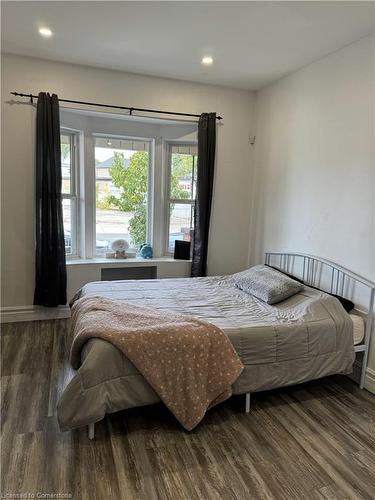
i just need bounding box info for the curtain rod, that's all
[10,92,223,120]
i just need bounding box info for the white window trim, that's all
[61,128,80,259]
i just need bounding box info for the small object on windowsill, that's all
[107,239,129,259]
[174,240,191,260]
[115,250,128,259]
[139,243,153,259]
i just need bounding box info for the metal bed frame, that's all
[265,252,375,389]
[87,252,374,439]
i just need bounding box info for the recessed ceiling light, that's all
[39,27,52,37]
[201,56,213,65]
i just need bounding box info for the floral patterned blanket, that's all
[70,295,243,430]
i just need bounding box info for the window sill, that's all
[66,257,191,267]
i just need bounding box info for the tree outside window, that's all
[96,151,192,247]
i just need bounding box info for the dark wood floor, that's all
[1,320,375,500]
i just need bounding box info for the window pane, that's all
[61,134,72,195]
[95,138,150,253]
[168,144,197,253]
[62,198,73,254]
[170,153,195,200]
[168,203,194,252]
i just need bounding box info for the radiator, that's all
[101,266,157,281]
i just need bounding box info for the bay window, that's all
[60,112,197,260]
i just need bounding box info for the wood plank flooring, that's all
[1,319,375,500]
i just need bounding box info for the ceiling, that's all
[1,1,374,90]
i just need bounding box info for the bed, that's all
[57,252,374,437]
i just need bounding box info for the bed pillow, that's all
[266,265,354,312]
[234,265,304,304]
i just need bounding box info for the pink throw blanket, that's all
[70,296,243,430]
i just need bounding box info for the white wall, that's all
[251,36,375,378]
[1,54,255,308]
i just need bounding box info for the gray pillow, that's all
[234,265,304,304]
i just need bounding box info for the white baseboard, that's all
[1,305,71,323]
[364,368,375,394]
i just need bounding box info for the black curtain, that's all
[34,92,67,307]
[191,112,216,277]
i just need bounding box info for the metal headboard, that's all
[265,252,375,389]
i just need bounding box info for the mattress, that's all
[350,313,365,345]
[58,276,355,431]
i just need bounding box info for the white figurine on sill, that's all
[110,239,129,259]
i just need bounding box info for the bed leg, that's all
[88,423,95,440]
[359,363,366,390]
[359,346,370,390]
[245,393,251,414]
